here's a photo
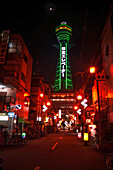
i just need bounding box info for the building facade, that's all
[0,31,33,121]
[29,74,51,124]
[92,7,113,128]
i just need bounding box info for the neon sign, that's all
[56,26,72,32]
[54,22,73,91]
[61,47,66,77]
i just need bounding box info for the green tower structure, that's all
[54,22,73,91]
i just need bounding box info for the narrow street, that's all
[1,131,106,170]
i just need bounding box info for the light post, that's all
[89,67,102,149]
[40,93,44,131]
[75,94,84,138]
[96,79,102,149]
[77,94,82,100]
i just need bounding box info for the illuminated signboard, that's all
[59,110,61,118]
[0,115,8,121]
[8,112,15,117]
[84,133,88,141]
[37,117,41,121]
[42,105,48,112]
[78,132,82,139]
[15,105,21,109]
[10,104,21,109]
[61,47,66,78]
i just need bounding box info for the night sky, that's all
[0,0,112,90]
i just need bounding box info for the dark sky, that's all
[0,0,112,90]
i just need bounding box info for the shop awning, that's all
[19,117,31,125]
[24,120,31,125]
[76,124,82,126]
[19,117,24,122]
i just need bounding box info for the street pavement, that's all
[0,130,106,170]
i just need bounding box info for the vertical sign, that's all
[59,110,61,118]
[61,46,66,78]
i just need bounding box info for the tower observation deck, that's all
[54,22,73,91]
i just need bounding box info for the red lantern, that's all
[46,101,51,106]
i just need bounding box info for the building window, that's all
[5,70,18,80]
[14,71,18,79]
[111,12,113,34]
[17,41,22,56]
[0,58,4,62]
[106,45,109,57]
[8,41,22,56]
[21,72,26,83]
[2,44,6,48]
[23,53,27,63]
[8,41,17,53]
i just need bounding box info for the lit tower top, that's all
[56,22,72,43]
[54,22,73,91]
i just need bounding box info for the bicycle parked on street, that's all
[104,152,113,170]
[3,132,26,147]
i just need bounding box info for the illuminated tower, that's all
[54,22,73,91]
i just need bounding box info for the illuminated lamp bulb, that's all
[77,95,82,100]
[24,93,29,97]
[90,67,96,74]
[74,106,78,110]
[46,101,51,106]
[40,93,44,98]
[24,101,28,105]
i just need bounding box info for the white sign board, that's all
[42,105,48,112]
[61,47,66,77]
[0,115,8,121]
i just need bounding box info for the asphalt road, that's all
[0,130,106,170]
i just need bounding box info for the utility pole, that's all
[96,80,102,149]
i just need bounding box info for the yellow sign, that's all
[84,133,88,141]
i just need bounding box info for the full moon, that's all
[49,7,53,11]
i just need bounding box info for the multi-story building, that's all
[92,7,113,128]
[101,8,113,127]
[0,31,33,121]
[29,74,51,124]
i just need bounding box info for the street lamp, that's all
[39,92,44,132]
[90,66,102,149]
[77,94,82,100]
[90,66,96,74]
[40,93,44,98]
[46,101,51,106]
[74,105,78,110]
